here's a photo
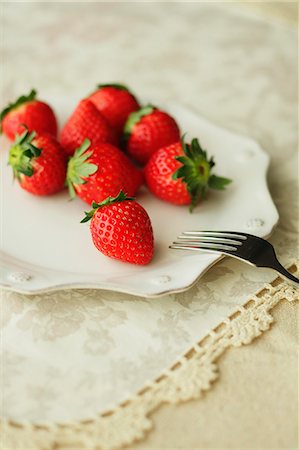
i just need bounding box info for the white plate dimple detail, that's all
[8,271,32,283]
[246,218,265,229]
[0,98,279,297]
[152,275,172,285]
[244,148,256,158]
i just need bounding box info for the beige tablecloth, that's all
[1,2,298,449]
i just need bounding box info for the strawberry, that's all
[0,89,57,141]
[8,129,67,196]
[88,83,140,136]
[124,105,180,165]
[144,137,232,211]
[60,99,117,157]
[81,191,154,265]
[66,139,143,205]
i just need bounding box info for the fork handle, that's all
[270,260,299,286]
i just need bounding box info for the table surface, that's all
[1,2,298,448]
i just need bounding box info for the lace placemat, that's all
[1,263,298,449]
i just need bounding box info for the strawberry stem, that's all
[8,129,41,179]
[80,190,135,223]
[66,139,98,199]
[123,105,155,141]
[172,136,232,212]
[0,89,37,132]
[96,83,130,91]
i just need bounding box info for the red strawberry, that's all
[60,99,117,156]
[66,139,143,205]
[124,106,180,165]
[88,83,140,136]
[81,191,154,265]
[8,130,67,196]
[145,137,232,211]
[0,89,57,141]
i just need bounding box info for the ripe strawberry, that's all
[81,191,154,265]
[60,99,117,156]
[124,106,180,165]
[145,137,232,211]
[88,83,140,136]
[8,130,67,196]
[66,139,143,205]
[0,89,57,141]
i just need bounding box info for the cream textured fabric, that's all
[1,267,298,449]
[1,2,298,449]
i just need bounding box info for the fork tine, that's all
[171,242,238,252]
[182,231,247,240]
[169,244,218,254]
[177,235,243,246]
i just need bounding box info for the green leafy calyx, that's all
[80,190,135,223]
[97,83,130,92]
[8,129,41,179]
[123,105,155,140]
[0,89,37,131]
[172,137,232,212]
[66,139,98,199]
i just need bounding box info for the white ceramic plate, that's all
[0,98,279,297]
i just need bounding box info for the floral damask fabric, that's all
[1,0,298,435]
[1,274,298,450]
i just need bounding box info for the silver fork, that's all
[170,231,299,286]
